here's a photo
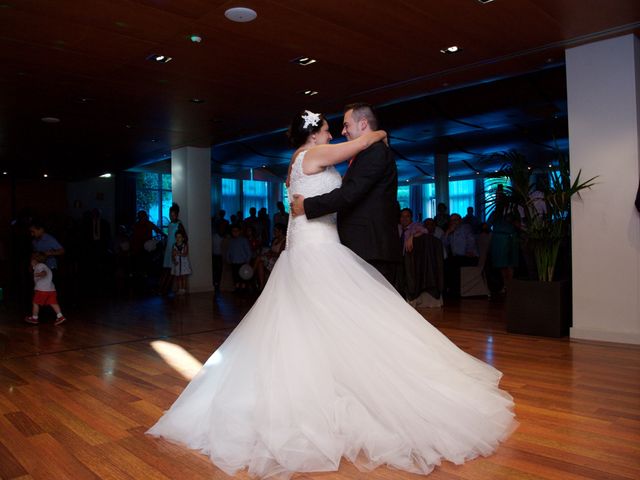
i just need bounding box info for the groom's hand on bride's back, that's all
[290,194,306,217]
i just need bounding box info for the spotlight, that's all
[147,54,173,63]
[291,56,317,66]
[440,45,461,54]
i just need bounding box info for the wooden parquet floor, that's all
[0,293,638,480]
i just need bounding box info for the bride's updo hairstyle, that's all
[287,110,327,148]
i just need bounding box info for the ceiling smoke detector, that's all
[225,7,257,23]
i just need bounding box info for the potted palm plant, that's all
[488,150,597,337]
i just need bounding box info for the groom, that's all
[290,102,401,284]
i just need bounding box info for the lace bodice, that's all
[286,150,342,249]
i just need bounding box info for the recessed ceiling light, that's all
[225,7,257,23]
[189,34,203,43]
[2,171,7,175]
[147,54,172,63]
[548,164,553,168]
[440,45,461,54]
[43,174,48,178]
[291,56,317,66]
[100,173,112,178]
[151,139,158,143]
[41,116,60,123]
[190,98,205,103]
[302,90,318,96]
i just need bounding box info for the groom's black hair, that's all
[344,102,378,131]
[287,110,327,148]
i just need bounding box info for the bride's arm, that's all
[303,130,387,173]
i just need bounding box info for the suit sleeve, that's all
[304,142,389,219]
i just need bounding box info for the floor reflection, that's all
[151,340,204,380]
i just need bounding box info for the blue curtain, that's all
[221,178,240,219]
[421,183,436,219]
[449,179,475,217]
[397,185,410,209]
[242,179,268,218]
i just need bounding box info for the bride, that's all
[147,110,517,479]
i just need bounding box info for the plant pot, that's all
[505,278,571,337]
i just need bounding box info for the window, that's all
[483,177,511,219]
[421,183,436,219]
[449,179,475,217]
[282,183,289,209]
[242,179,268,218]
[136,172,172,233]
[221,178,240,219]
[397,185,410,209]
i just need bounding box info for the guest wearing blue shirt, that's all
[225,225,253,291]
[30,221,64,272]
[442,213,478,297]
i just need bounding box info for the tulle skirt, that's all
[147,240,517,478]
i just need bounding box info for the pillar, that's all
[566,34,640,344]
[171,146,213,293]
[434,152,450,211]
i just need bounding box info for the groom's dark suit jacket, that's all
[304,141,402,264]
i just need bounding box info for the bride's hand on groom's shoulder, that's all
[290,194,305,217]
[377,129,388,146]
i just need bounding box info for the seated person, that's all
[398,208,427,254]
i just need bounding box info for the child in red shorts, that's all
[25,252,66,325]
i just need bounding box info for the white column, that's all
[566,34,640,344]
[171,146,213,293]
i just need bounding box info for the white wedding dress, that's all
[147,151,517,478]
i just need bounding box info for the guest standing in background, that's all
[273,201,289,229]
[225,225,252,292]
[30,220,65,284]
[24,252,66,325]
[171,231,191,295]
[442,213,479,297]
[160,204,185,294]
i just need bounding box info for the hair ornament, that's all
[301,110,320,129]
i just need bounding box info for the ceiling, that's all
[1,1,639,181]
